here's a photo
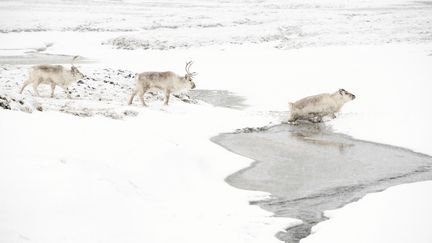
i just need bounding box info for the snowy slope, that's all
[0,105,300,243]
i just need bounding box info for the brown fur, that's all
[35,65,64,73]
[288,89,356,122]
[292,95,323,110]
[128,63,196,106]
[140,72,174,81]
[19,62,84,98]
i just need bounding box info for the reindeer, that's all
[19,56,85,98]
[128,61,197,106]
[288,89,356,123]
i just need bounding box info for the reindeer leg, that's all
[32,80,41,97]
[139,86,149,107]
[308,115,323,123]
[139,93,146,107]
[19,79,31,94]
[287,112,298,123]
[128,89,138,105]
[50,82,56,98]
[287,116,298,123]
[164,90,171,105]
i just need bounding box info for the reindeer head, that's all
[71,56,85,80]
[338,88,356,101]
[184,61,197,89]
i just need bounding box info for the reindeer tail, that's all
[287,102,297,123]
[288,102,294,111]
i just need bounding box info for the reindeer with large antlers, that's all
[128,61,197,106]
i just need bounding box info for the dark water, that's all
[211,123,432,243]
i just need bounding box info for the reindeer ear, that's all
[184,74,188,79]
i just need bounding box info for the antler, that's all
[71,55,79,66]
[185,61,197,76]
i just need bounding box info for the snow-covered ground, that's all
[301,181,432,243]
[1,0,432,49]
[0,103,302,243]
[1,0,432,243]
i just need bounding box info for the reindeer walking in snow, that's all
[19,56,85,98]
[128,61,197,106]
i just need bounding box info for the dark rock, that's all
[0,96,11,110]
[235,126,270,133]
[123,110,138,117]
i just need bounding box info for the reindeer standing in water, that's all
[128,61,197,106]
[288,89,356,122]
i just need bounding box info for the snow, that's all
[1,0,432,49]
[0,106,300,243]
[301,181,432,243]
[1,0,432,243]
